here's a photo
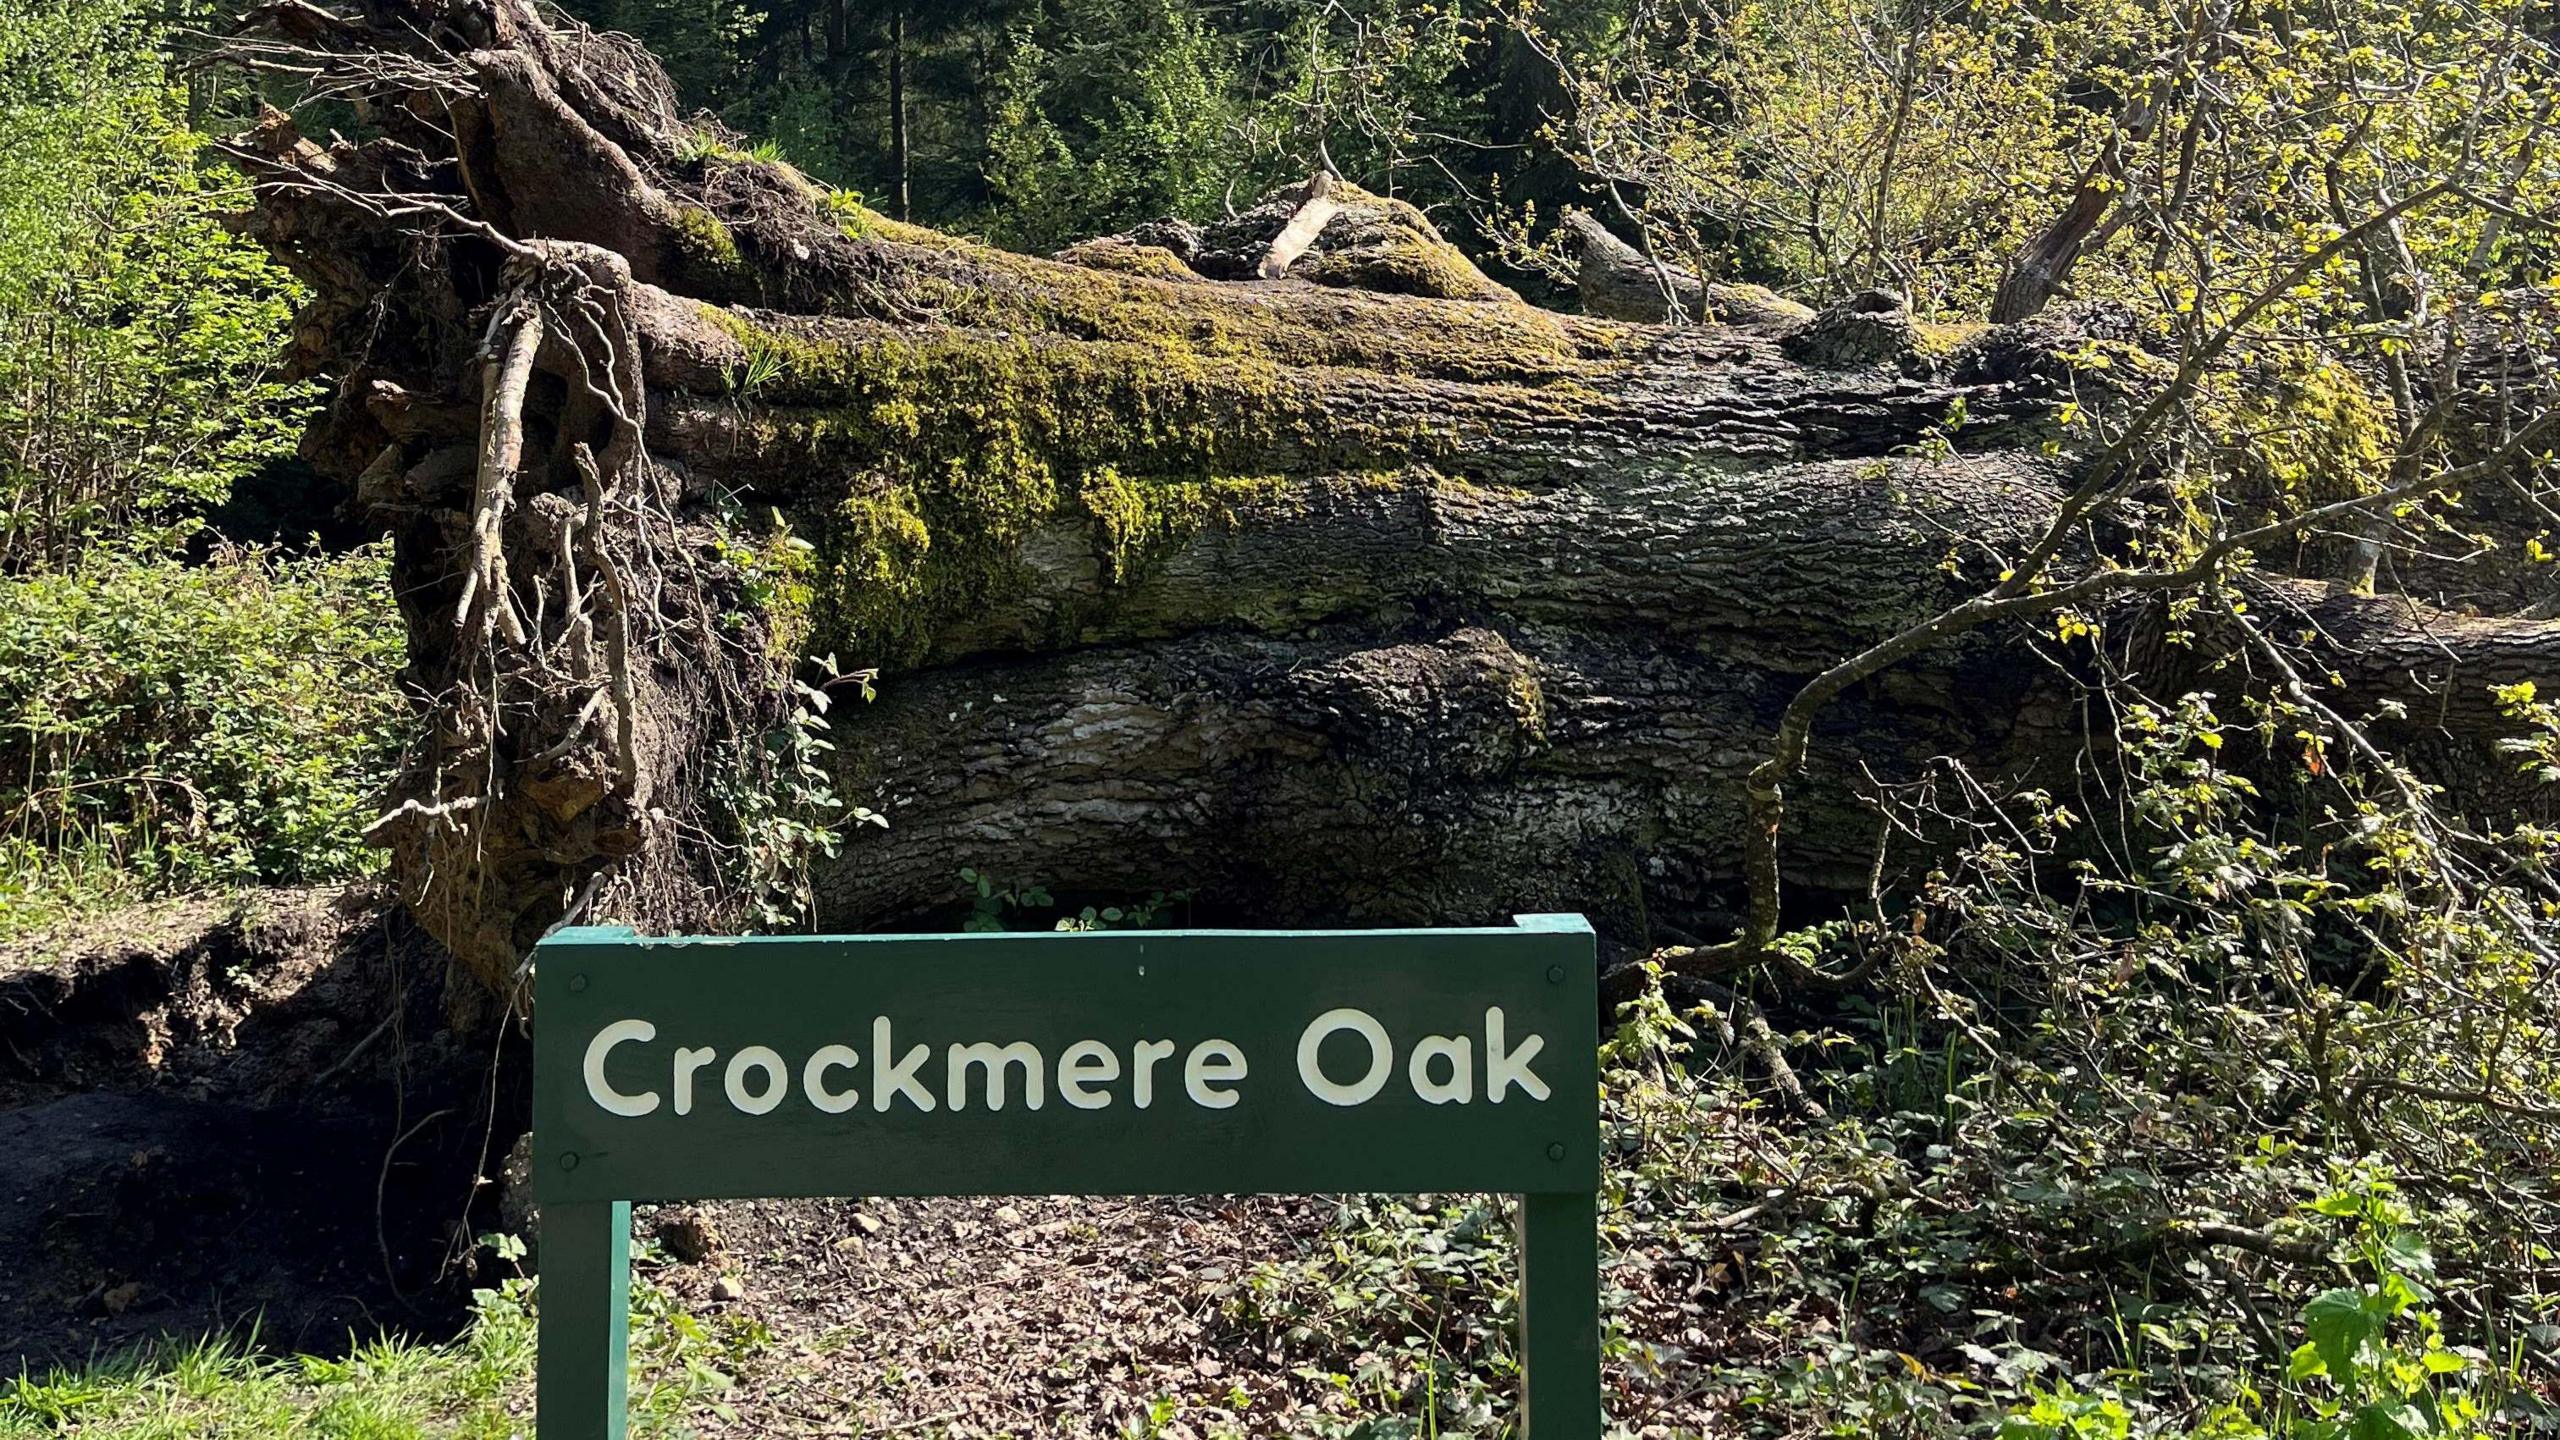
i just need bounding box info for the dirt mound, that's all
[0,887,501,1371]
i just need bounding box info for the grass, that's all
[0,820,166,945]
[0,1268,765,1439]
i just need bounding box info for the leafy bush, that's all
[0,0,371,933]
[0,545,406,930]
[2002,1174,2502,1440]
[0,0,310,569]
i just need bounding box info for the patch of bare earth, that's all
[628,1181,1755,1437]
[1,885,399,1107]
[638,1193,1385,1438]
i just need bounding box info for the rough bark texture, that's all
[226,0,2560,983]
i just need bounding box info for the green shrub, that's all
[0,545,406,931]
[2001,1173,2499,1440]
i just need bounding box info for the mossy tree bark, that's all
[226,0,2560,987]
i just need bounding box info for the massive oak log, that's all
[226,0,2560,986]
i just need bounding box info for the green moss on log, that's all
[1079,468,1291,584]
[668,203,751,294]
[705,306,1486,668]
[1912,320,1988,361]
[1285,187,1518,304]
[687,194,1638,669]
[816,230,1604,384]
[1056,238,1203,283]
[670,204,741,267]
[1295,226,1498,301]
[829,199,968,250]
[2222,356,2393,506]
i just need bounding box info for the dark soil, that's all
[0,887,500,1371]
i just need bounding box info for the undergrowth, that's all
[1219,982,2547,1438]
[8,686,2552,1438]
[1215,681,2560,1437]
[0,544,406,938]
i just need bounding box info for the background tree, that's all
[0,0,309,568]
[1514,0,2122,313]
[980,0,1241,248]
[561,0,1565,251]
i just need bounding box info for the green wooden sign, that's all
[532,915,1601,1437]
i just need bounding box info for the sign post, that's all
[532,914,1601,1438]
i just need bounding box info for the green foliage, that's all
[0,546,406,933]
[2001,1173,2499,1440]
[0,0,310,569]
[709,650,884,932]
[1050,893,1187,931]
[561,0,1525,256]
[580,0,764,118]
[700,502,893,934]
[1518,0,2557,335]
[980,26,1085,249]
[1241,0,1487,201]
[2490,680,2560,790]
[0,0,375,936]
[983,0,1242,250]
[2002,1384,2135,1440]
[1230,1192,1519,1434]
[1516,0,2101,311]
[2274,1180,2491,1440]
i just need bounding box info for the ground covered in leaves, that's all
[628,1181,1756,1438]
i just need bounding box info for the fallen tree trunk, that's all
[224,0,2560,987]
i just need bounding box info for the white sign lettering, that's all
[577,1007,1547,1119]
